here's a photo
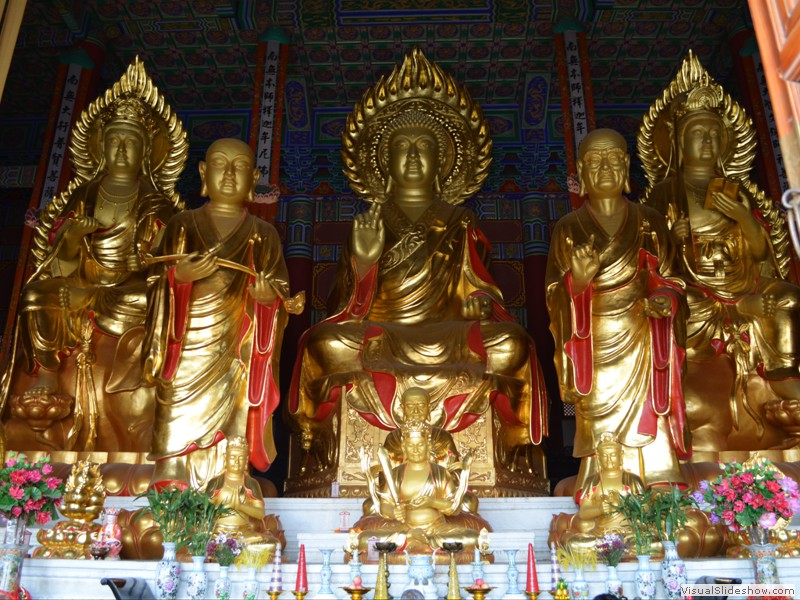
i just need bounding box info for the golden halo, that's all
[341,48,492,205]
[31,57,188,272]
[637,50,755,188]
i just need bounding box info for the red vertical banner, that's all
[555,25,596,212]
[249,32,290,224]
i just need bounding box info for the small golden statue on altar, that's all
[35,459,105,558]
[1,57,187,458]
[206,435,281,548]
[353,418,491,556]
[287,48,548,496]
[143,137,302,489]
[639,51,800,453]
[546,128,690,493]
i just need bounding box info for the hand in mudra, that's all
[643,294,673,319]
[68,216,101,240]
[249,272,278,304]
[462,294,492,320]
[567,234,600,291]
[352,204,384,269]
[174,251,219,283]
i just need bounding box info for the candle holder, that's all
[266,592,282,600]
[524,592,540,600]
[374,541,397,600]
[291,591,308,600]
[442,541,463,600]
[464,586,494,600]
[341,587,372,600]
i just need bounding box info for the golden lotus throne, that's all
[284,50,550,498]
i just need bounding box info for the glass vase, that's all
[0,544,27,595]
[605,564,623,597]
[747,527,779,585]
[213,565,231,600]
[186,555,207,600]
[155,541,181,600]
[661,540,687,599]
[570,566,589,599]
[635,554,656,600]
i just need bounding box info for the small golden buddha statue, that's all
[144,138,301,489]
[2,57,187,454]
[288,49,547,490]
[205,436,280,547]
[354,419,490,555]
[639,51,800,452]
[546,128,690,493]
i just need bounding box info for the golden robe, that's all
[20,180,173,372]
[546,200,689,487]
[144,206,289,481]
[290,199,547,443]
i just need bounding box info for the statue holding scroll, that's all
[639,52,800,451]
[144,138,302,489]
[288,50,548,478]
[2,58,186,453]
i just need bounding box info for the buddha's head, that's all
[595,432,622,472]
[677,110,724,171]
[101,99,150,180]
[401,419,432,464]
[400,387,431,423]
[577,128,630,199]
[199,137,259,206]
[381,110,448,200]
[225,436,249,476]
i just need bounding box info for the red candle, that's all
[295,544,308,592]
[526,542,539,593]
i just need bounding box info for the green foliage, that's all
[611,486,693,554]
[139,486,190,545]
[183,490,233,556]
[651,485,692,542]
[610,489,656,555]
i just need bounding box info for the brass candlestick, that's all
[266,592,281,600]
[291,591,307,600]
[443,541,464,600]
[374,541,397,600]
[341,587,372,600]
[524,592,541,600]
[464,586,494,600]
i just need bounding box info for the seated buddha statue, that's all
[288,49,547,472]
[206,436,280,547]
[354,419,490,554]
[639,52,800,452]
[2,58,186,454]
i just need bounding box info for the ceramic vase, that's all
[187,555,207,600]
[745,526,779,585]
[605,564,623,597]
[0,544,26,595]
[155,541,181,600]
[570,567,589,599]
[213,565,231,600]
[242,566,259,600]
[504,548,521,595]
[318,548,335,596]
[635,554,656,600]
[661,540,687,599]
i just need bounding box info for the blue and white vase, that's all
[570,567,589,599]
[155,542,181,600]
[186,555,207,600]
[635,554,656,600]
[605,564,623,597]
[213,565,231,600]
[242,566,260,600]
[661,540,687,599]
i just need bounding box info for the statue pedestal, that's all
[285,403,549,499]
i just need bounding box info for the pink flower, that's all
[45,477,60,490]
[722,509,736,524]
[724,488,737,501]
[766,481,781,493]
[41,464,52,475]
[11,507,21,517]
[5,459,16,468]
[25,470,41,483]
[734,500,745,513]
[741,473,755,485]
[23,499,35,512]
[9,471,26,485]
[742,491,756,504]
[731,475,742,488]
[35,511,51,525]
[760,512,778,528]
[8,485,24,500]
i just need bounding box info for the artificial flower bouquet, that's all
[0,451,64,534]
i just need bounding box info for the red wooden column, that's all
[554,17,596,211]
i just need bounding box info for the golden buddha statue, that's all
[206,436,280,547]
[1,57,186,454]
[546,128,690,493]
[288,49,547,486]
[143,137,302,489]
[354,419,490,555]
[639,52,800,452]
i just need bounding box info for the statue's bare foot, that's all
[23,369,59,398]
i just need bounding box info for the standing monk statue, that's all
[2,57,186,453]
[639,52,800,452]
[546,128,690,493]
[144,138,302,489]
[288,50,548,477]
